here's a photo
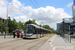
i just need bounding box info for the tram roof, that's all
[27,24,51,32]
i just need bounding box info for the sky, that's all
[0,0,74,30]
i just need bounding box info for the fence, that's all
[61,33,75,43]
[0,33,14,39]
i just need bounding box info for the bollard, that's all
[69,35,71,43]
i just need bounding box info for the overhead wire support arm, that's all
[3,0,26,14]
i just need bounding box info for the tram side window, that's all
[33,26,35,34]
[38,29,40,34]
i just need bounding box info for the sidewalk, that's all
[39,35,75,50]
[0,36,22,44]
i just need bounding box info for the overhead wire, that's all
[3,0,42,21]
[12,0,28,12]
[3,0,33,20]
[30,0,46,17]
[31,0,51,25]
[12,0,38,18]
[34,0,48,17]
[3,0,26,15]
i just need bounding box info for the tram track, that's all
[28,37,49,50]
[11,38,45,50]
[0,38,37,48]
[11,37,49,50]
[11,39,49,50]
[0,37,50,50]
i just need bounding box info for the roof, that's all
[70,23,75,26]
[27,24,51,32]
[63,18,74,23]
[0,17,7,20]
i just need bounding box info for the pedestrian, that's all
[3,32,5,36]
[24,30,26,37]
[21,30,23,38]
[13,30,16,38]
[17,30,20,38]
[59,32,60,35]
[0,32,1,35]
[3,32,5,39]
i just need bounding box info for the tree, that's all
[42,25,51,30]
[25,20,37,25]
[23,23,27,30]
[17,21,24,29]
[0,21,7,32]
[8,17,12,33]
[8,17,18,33]
[11,18,17,32]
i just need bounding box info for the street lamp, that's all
[5,3,12,39]
[4,4,8,39]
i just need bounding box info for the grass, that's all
[0,35,3,36]
[44,33,56,37]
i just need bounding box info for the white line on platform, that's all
[71,41,75,44]
[49,35,56,45]
[51,44,53,47]
[53,47,55,50]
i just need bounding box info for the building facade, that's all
[57,0,75,35]
[57,23,62,32]
[0,17,7,32]
[57,22,69,32]
[0,17,7,23]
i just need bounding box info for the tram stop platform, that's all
[71,37,75,44]
[39,35,75,50]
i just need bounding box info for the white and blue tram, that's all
[24,24,52,38]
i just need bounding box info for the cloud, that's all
[0,0,22,18]
[14,15,28,22]
[0,0,72,30]
[0,0,32,18]
[0,0,7,19]
[67,3,73,7]
[27,6,72,29]
[12,0,22,8]
[28,6,71,24]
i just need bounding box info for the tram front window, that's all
[27,29,33,33]
[27,25,33,34]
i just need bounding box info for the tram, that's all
[24,24,52,38]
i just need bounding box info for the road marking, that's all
[49,35,56,45]
[51,44,53,47]
[53,47,55,50]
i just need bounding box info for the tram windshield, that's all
[27,25,33,33]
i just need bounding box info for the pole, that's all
[5,4,8,39]
[40,22,43,38]
[40,24,41,38]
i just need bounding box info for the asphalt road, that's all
[0,37,49,50]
